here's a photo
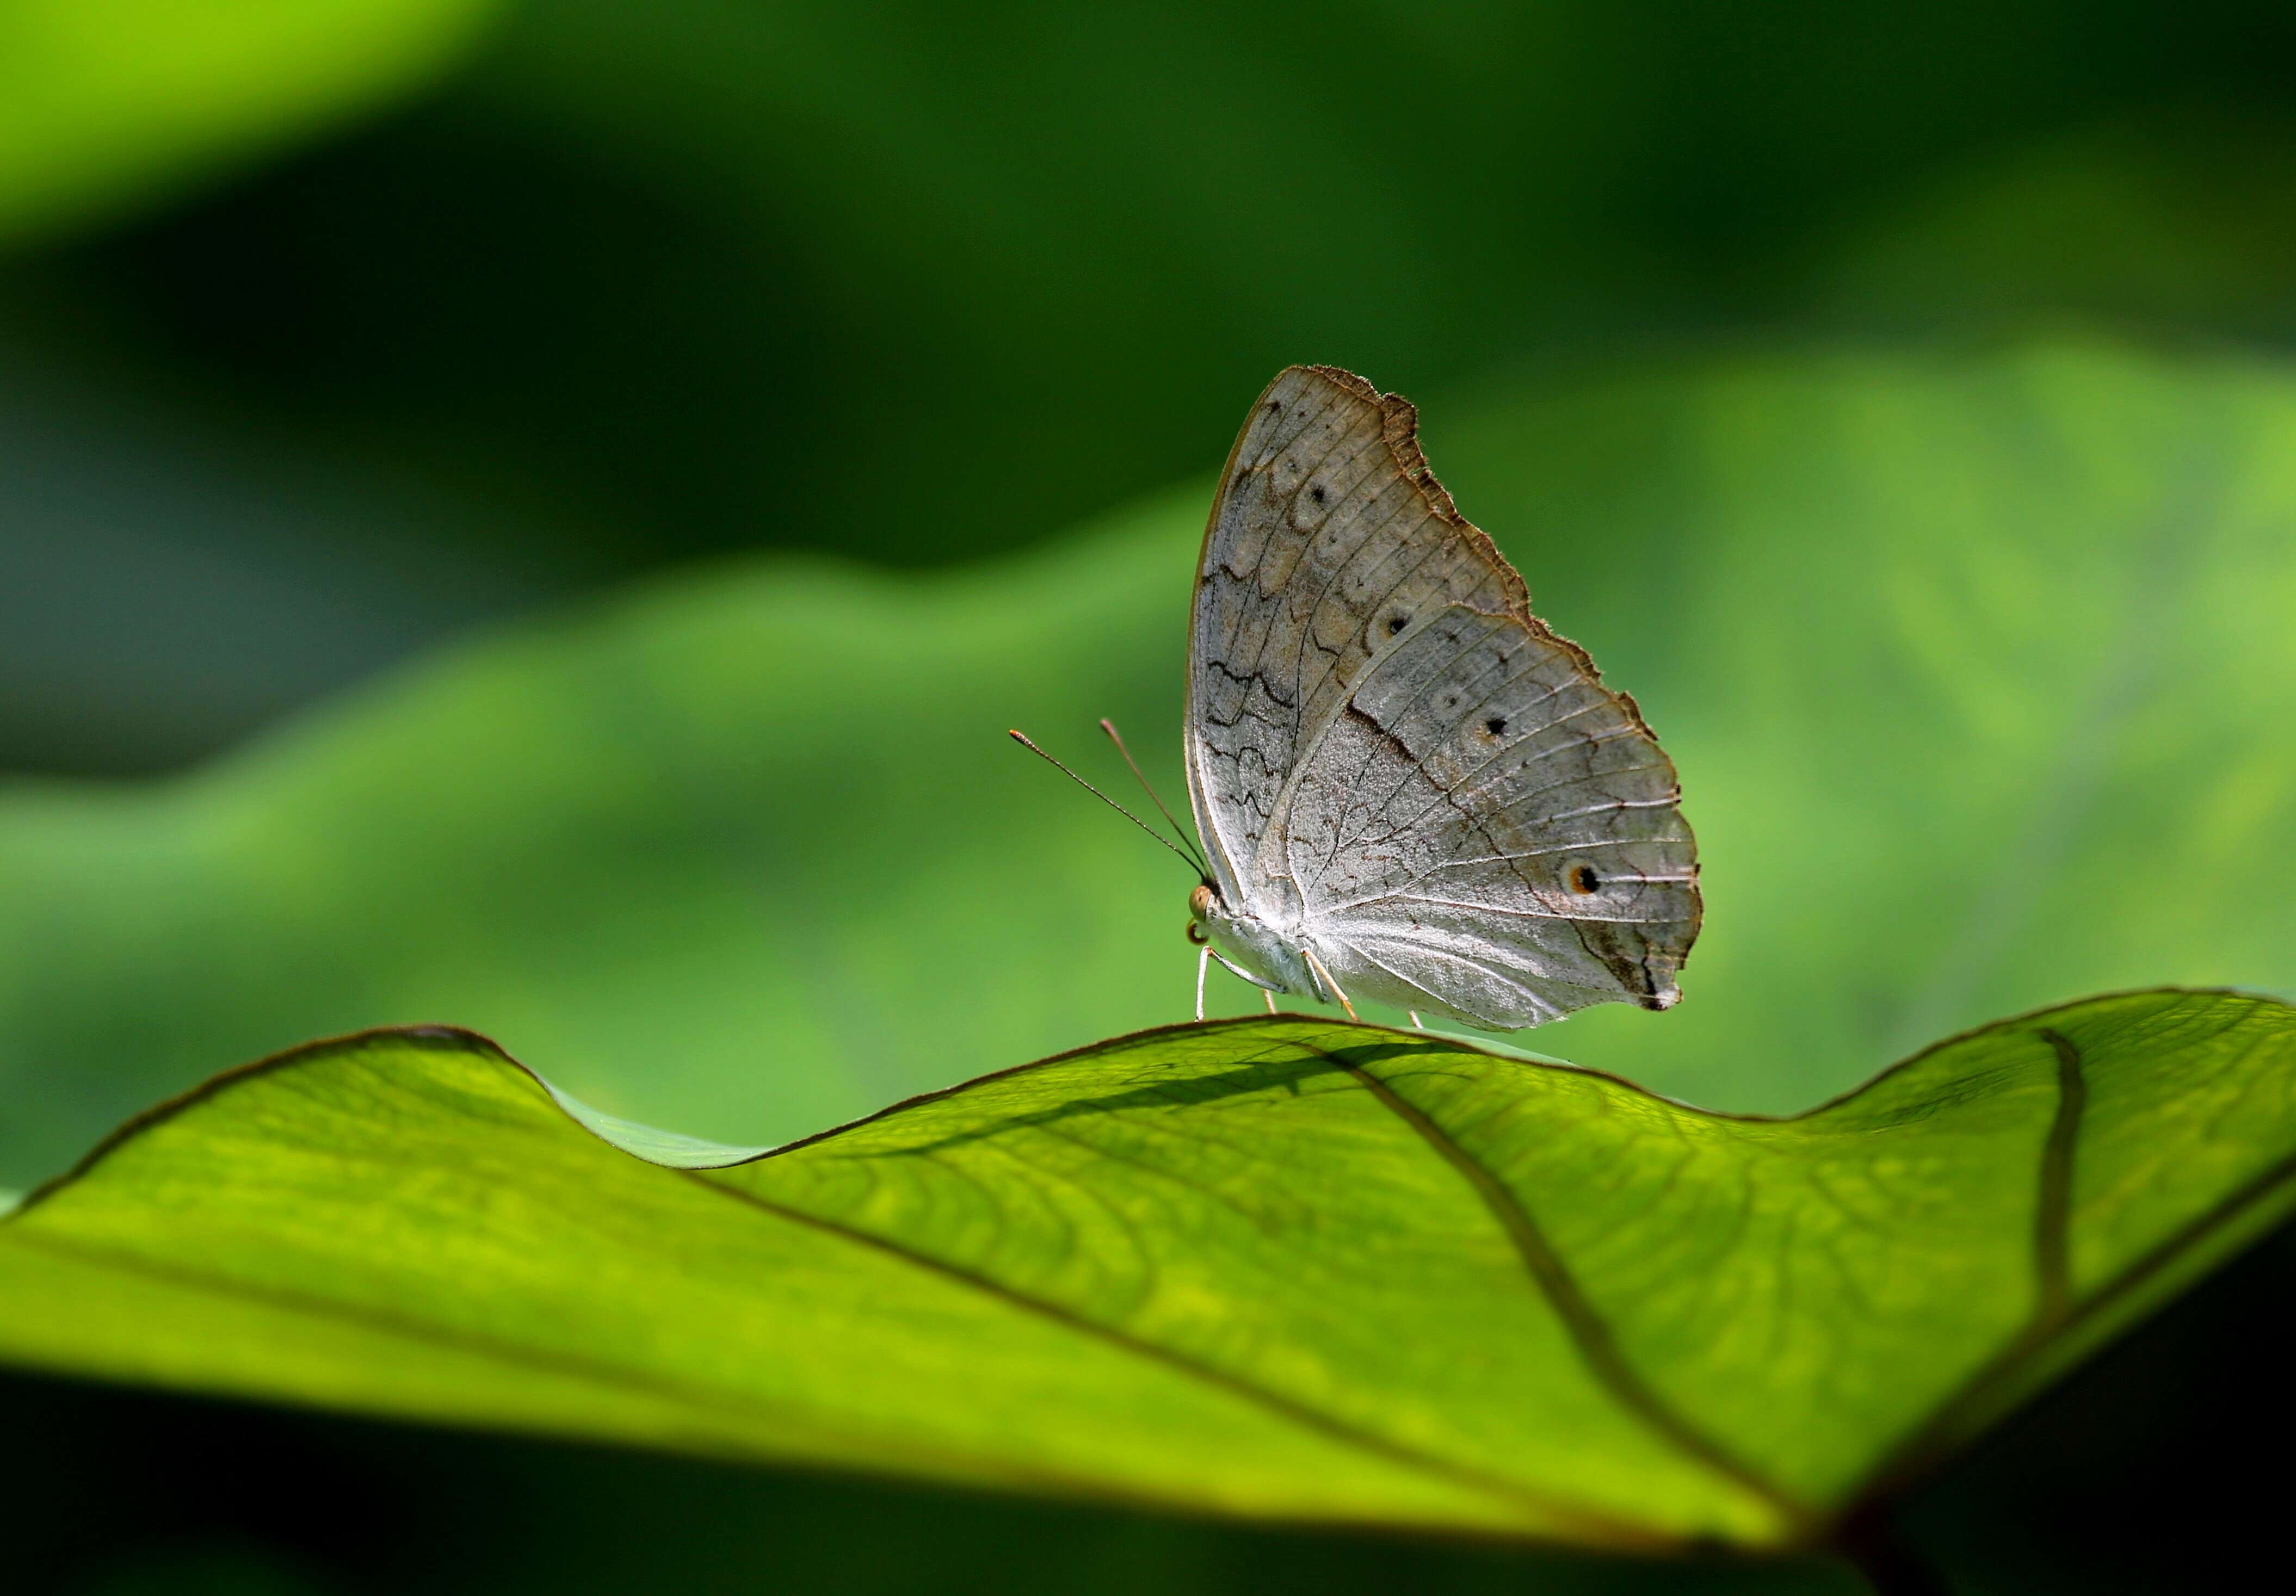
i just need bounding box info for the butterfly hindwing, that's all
[1286,605,1698,1024]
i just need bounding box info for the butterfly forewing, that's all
[1185,366,1700,1028]
[1186,368,1518,892]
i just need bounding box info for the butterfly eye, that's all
[1189,883,1215,919]
[1566,864,1602,895]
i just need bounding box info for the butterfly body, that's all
[1182,366,1701,1029]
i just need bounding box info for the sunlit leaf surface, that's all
[3,989,2288,1549]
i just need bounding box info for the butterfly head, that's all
[1184,882,1220,946]
[1186,880,1314,998]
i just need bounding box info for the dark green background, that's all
[7,1,2296,1589]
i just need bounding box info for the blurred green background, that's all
[7,1,2296,1591]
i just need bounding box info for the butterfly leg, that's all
[1195,943,1211,1022]
[1262,988,1277,1014]
[1408,1011,1424,1029]
[1299,946,1359,1022]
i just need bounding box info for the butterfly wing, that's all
[1184,365,1699,1026]
[1284,602,1699,1025]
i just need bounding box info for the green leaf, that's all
[6,341,2296,1187]
[0,0,506,246]
[4,988,2291,1551]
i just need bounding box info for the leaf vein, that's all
[682,1170,1665,1547]
[1305,1042,1813,1534]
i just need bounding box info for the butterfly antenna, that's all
[1008,729,1209,882]
[1097,718,1212,876]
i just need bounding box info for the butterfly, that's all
[1018,366,1699,1030]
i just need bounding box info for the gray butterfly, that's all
[1178,366,1700,1030]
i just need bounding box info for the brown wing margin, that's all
[1293,363,1663,746]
